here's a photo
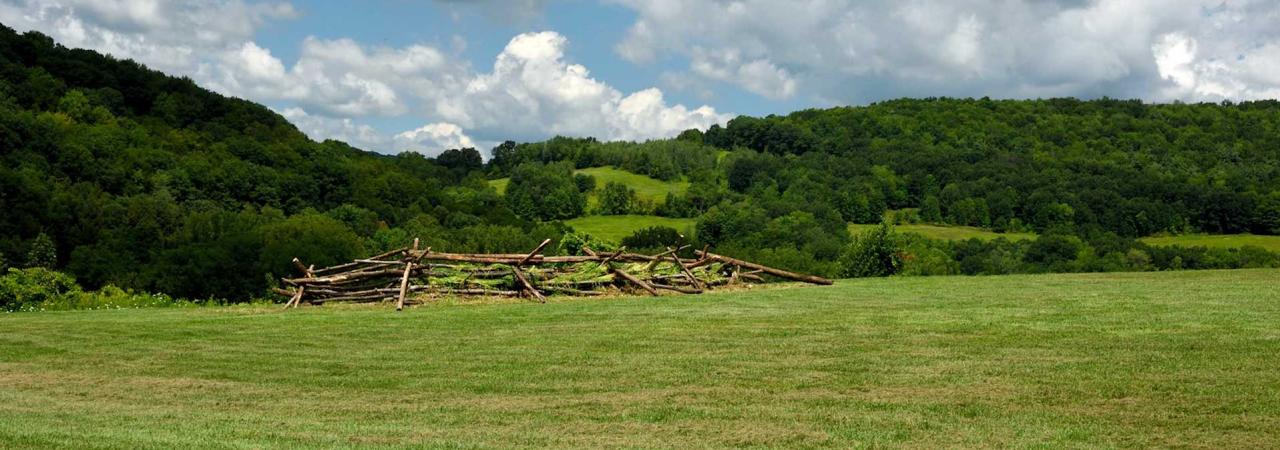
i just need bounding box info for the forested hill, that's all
[4,23,1280,304]
[707,98,1280,236]
[0,25,528,301]
[495,98,1280,238]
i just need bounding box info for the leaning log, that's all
[511,266,545,303]
[611,268,658,296]
[395,262,414,311]
[695,251,834,285]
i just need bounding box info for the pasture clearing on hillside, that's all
[489,166,689,206]
[848,223,1037,241]
[565,215,697,242]
[1140,233,1280,253]
[2,270,1277,448]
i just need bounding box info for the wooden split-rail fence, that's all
[275,238,833,310]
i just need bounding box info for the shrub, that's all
[839,223,904,277]
[0,267,81,311]
[559,231,615,255]
[597,182,637,215]
[43,285,185,311]
[621,226,684,253]
[506,162,586,220]
[574,173,596,193]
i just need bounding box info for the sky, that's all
[2,0,1280,157]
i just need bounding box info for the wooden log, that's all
[695,251,834,285]
[667,247,703,291]
[611,268,658,296]
[518,239,552,266]
[282,287,301,309]
[542,286,607,296]
[645,246,687,271]
[311,246,407,275]
[312,293,394,303]
[431,288,520,296]
[595,246,626,269]
[353,259,405,265]
[395,262,414,311]
[651,283,702,294]
[684,257,716,269]
[511,266,545,303]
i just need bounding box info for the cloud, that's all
[612,0,1280,103]
[435,31,730,142]
[263,31,728,147]
[690,49,795,99]
[393,123,476,156]
[0,0,295,75]
[278,107,388,151]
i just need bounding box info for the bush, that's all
[621,226,684,253]
[0,267,81,311]
[559,231,615,255]
[43,285,186,311]
[839,223,904,277]
[574,173,596,193]
[597,182,637,215]
[506,162,586,220]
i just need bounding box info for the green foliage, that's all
[24,233,56,269]
[574,173,596,193]
[620,226,684,253]
[557,231,614,256]
[597,182,637,215]
[0,267,190,312]
[505,162,585,221]
[1024,234,1086,271]
[0,25,541,301]
[840,223,904,277]
[0,267,79,311]
[256,212,364,281]
[8,24,1280,304]
[564,215,696,243]
[435,148,483,174]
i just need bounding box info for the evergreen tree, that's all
[25,233,56,269]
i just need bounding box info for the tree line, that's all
[3,24,1279,307]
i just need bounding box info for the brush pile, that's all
[275,238,833,310]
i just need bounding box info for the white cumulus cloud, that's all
[612,0,1280,103]
[435,31,730,142]
[393,123,477,156]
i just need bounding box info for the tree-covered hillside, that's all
[4,23,1280,306]
[0,25,552,301]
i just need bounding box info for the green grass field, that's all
[489,167,689,206]
[1140,233,1280,252]
[565,215,696,243]
[2,269,1278,448]
[850,223,1037,241]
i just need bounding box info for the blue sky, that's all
[3,0,1280,156]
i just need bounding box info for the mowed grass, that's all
[565,215,696,243]
[2,270,1279,448]
[489,167,689,206]
[1140,233,1280,252]
[850,223,1037,241]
